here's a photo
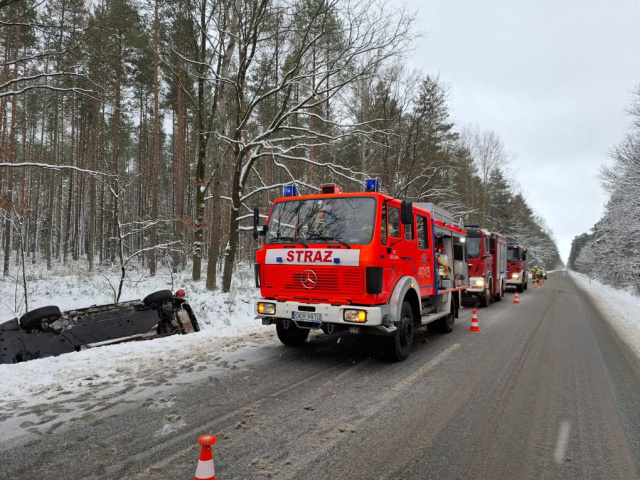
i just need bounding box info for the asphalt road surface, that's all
[2,271,640,479]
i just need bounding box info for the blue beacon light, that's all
[283,184,299,197]
[365,178,380,192]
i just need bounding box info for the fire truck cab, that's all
[506,244,528,292]
[253,182,469,361]
[464,226,507,307]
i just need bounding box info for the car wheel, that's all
[276,320,310,346]
[143,290,173,306]
[19,306,62,330]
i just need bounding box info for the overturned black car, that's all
[0,289,200,364]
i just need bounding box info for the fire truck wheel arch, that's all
[388,277,422,327]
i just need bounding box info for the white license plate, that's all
[292,311,322,323]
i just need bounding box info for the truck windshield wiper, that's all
[274,236,309,248]
[306,233,351,249]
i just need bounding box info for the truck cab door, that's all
[415,214,434,295]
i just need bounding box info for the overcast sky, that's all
[396,0,640,262]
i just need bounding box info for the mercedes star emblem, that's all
[301,269,318,289]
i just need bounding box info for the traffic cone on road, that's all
[468,308,481,332]
[194,435,217,480]
[513,292,520,304]
[534,282,538,289]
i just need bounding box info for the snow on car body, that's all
[253,181,469,361]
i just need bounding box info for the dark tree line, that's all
[0,0,561,301]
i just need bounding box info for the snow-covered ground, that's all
[0,264,269,412]
[0,262,258,332]
[570,271,640,361]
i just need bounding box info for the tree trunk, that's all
[222,159,241,292]
[149,0,160,276]
[173,53,185,272]
[192,0,208,281]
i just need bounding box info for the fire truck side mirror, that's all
[400,200,414,225]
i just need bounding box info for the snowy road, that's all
[2,271,640,479]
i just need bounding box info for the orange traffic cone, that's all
[534,283,538,289]
[468,308,481,332]
[513,292,520,304]
[194,435,217,480]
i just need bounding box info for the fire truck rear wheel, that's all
[494,281,503,302]
[276,319,310,346]
[432,300,455,334]
[385,301,414,362]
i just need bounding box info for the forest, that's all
[0,0,562,300]
[568,86,640,294]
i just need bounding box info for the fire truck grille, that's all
[262,265,364,298]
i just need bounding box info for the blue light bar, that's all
[283,184,298,197]
[365,178,380,192]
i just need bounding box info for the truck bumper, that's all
[466,277,486,295]
[506,278,524,286]
[255,299,389,328]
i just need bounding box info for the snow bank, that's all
[0,326,273,408]
[0,263,259,331]
[0,265,269,408]
[570,271,640,361]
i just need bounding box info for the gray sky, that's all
[397,0,640,262]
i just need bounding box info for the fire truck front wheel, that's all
[384,301,414,362]
[480,283,492,308]
[276,319,310,346]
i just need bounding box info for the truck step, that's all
[420,311,449,325]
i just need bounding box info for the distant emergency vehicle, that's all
[506,244,528,292]
[253,181,469,361]
[464,226,507,307]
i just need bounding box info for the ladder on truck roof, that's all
[414,202,462,228]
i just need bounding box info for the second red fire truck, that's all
[463,226,507,307]
[506,244,529,292]
[253,180,469,361]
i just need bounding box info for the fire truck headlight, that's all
[512,273,521,279]
[473,279,485,287]
[344,309,367,323]
[258,302,276,315]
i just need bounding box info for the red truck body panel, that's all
[256,192,467,306]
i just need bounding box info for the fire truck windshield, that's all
[466,237,481,259]
[507,248,520,262]
[266,197,376,246]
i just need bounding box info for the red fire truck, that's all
[253,181,469,361]
[506,244,528,292]
[463,226,507,307]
